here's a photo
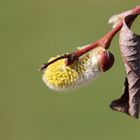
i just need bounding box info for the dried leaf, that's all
[110,15,140,119]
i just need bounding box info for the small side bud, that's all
[97,51,114,72]
[65,53,79,66]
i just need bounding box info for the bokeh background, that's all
[0,0,140,140]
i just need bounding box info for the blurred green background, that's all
[0,0,140,140]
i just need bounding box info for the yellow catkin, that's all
[43,54,89,88]
[42,47,104,90]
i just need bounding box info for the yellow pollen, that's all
[43,54,89,89]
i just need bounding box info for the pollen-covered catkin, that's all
[42,47,105,91]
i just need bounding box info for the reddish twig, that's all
[75,5,140,57]
[40,5,140,70]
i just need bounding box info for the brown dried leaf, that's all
[110,15,140,119]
